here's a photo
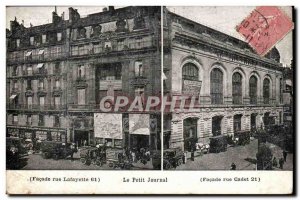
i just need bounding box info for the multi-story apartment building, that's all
[6,6,161,150]
[163,9,285,151]
[7,11,69,142]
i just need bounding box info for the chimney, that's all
[103,7,108,12]
[52,11,62,24]
[10,17,20,33]
[108,6,115,12]
[68,7,80,24]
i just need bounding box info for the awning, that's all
[25,51,32,57]
[162,72,167,80]
[10,94,17,100]
[37,63,44,68]
[38,50,44,55]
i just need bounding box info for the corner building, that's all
[6,6,161,151]
[163,9,285,151]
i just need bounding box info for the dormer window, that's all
[57,32,62,41]
[104,41,112,49]
[16,39,20,48]
[42,34,47,43]
[30,36,35,45]
[78,28,86,39]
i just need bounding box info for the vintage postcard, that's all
[5,5,294,195]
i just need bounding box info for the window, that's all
[280,78,283,104]
[27,97,33,108]
[57,32,62,41]
[77,89,86,105]
[134,61,143,76]
[27,80,32,90]
[27,115,32,126]
[210,68,223,104]
[79,45,86,55]
[54,116,60,127]
[39,79,44,89]
[263,78,270,104]
[54,96,61,106]
[232,72,242,104]
[38,115,44,126]
[79,28,86,39]
[104,41,112,48]
[30,36,35,45]
[55,79,60,88]
[42,34,47,43]
[233,114,242,132]
[182,63,199,81]
[27,65,33,75]
[99,64,122,80]
[39,96,45,107]
[12,66,18,76]
[16,39,20,47]
[13,114,18,125]
[13,80,18,90]
[249,76,258,104]
[78,65,85,78]
[54,62,60,73]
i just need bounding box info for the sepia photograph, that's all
[5,4,295,195]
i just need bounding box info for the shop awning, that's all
[38,49,44,55]
[25,51,32,57]
[9,94,17,99]
[37,63,44,68]
[162,72,167,80]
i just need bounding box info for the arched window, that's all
[182,63,199,81]
[263,78,270,104]
[232,72,242,104]
[210,68,223,104]
[249,76,258,104]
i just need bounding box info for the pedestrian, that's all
[190,140,195,161]
[283,150,287,162]
[230,162,236,170]
[70,143,76,161]
[279,158,284,169]
[272,157,278,168]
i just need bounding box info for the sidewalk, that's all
[177,139,293,170]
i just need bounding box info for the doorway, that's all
[183,118,198,152]
[212,116,223,136]
[251,113,257,131]
[74,130,89,147]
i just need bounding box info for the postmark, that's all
[236,6,293,56]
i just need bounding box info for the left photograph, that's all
[6,6,162,170]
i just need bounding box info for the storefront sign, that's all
[182,80,202,96]
[129,114,150,135]
[94,113,122,139]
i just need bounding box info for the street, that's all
[176,139,293,170]
[20,150,154,170]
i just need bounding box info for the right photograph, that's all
[162,6,294,170]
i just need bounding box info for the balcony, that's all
[68,104,96,111]
[53,86,63,96]
[6,104,66,111]
[75,77,87,89]
[70,38,155,57]
[7,52,68,65]
[129,76,149,87]
[37,87,47,96]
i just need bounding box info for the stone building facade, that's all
[6,6,161,150]
[163,9,285,151]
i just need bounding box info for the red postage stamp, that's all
[236,6,293,56]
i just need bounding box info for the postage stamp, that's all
[236,6,294,56]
